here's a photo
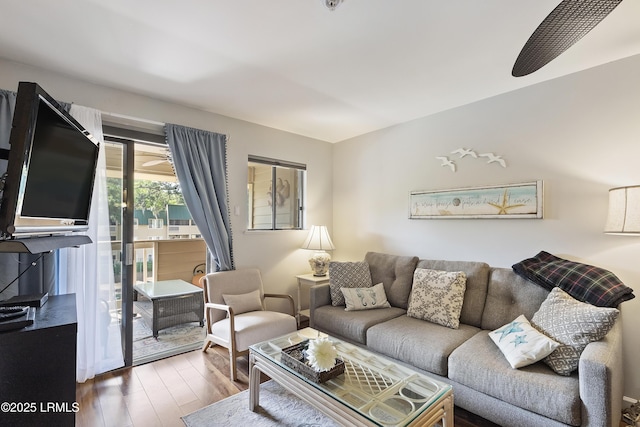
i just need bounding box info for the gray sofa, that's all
[309,252,623,427]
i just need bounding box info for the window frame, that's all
[247,155,306,231]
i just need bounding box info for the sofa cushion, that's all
[512,250,634,307]
[366,315,479,376]
[417,259,490,328]
[449,331,581,426]
[407,268,467,329]
[312,305,405,344]
[365,252,419,309]
[342,283,391,311]
[532,287,619,376]
[489,314,559,369]
[481,267,549,331]
[328,261,372,306]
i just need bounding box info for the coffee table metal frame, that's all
[249,328,453,427]
[133,279,204,338]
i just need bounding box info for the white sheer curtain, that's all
[58,105,124,381]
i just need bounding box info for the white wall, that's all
[0,58,333,312]
[333,54,640,400]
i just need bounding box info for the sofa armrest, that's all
[578,319,623,427]
[309,283,331,328]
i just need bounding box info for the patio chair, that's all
[201,268,297,380]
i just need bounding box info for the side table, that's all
[296,273,330,327]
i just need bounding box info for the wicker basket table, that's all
[134,279,204,338]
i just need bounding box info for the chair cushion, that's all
[222,289,263,314]
[329,261,373,306]
[211,311,296,351]
[341,283,391,311]
[367,316,479,376]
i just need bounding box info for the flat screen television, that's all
[0,82,100,238]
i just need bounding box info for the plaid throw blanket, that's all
[512,251,635,308]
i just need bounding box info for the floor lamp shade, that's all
[302,225,335,276]
[604,186,640,235]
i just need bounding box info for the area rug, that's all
[133,300,205,365]
[182,380,339,427]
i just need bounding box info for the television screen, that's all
[19,97,97,220]
[0,82,99,238]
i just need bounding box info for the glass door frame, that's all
[105,135,135,366]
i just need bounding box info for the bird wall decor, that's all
[435,148,508,171]
[436,156,456,172]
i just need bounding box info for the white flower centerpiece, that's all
[304,337,338,372]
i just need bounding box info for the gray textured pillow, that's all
[329,261,372,306]
[531,287,619,376]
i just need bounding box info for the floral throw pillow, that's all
[407,268,467,329]
[328,261,372,306]
[341,283,391,311]
[489,314,560,369]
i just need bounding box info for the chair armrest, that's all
[205,301,232,315]
[309,283,331,328]
[264,293,295,317]
[578,319,623,427]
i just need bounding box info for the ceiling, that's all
[1,0,639,143]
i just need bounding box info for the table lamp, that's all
[301,225,335,276]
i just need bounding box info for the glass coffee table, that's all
[133,279,204,338]
[249,328,453,426]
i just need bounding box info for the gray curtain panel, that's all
[165,123,234,272]
[0,88,55,299]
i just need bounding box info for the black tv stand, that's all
[0,294,77,426]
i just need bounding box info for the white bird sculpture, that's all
[436,156,456,172]
[479,153,507,168]
[451,148,478,158]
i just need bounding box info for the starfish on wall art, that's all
[489,189,525,214]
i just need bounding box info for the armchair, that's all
[201,268,297,380]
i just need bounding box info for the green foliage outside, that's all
[107,178,185,224]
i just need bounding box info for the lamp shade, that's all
[301,225,335,251]
[604,186,640,235]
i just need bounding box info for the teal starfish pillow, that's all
[489,314,560,369]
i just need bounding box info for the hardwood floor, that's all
[76,346,499,427]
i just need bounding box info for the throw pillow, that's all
[489,314,560,369]
[341,283,391,311]
[222,289,263,315]
[407,268,467,329]
[512,251,634,307]
[328,261,373,306]
[531,287,619,376]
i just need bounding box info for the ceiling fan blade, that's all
[512,0,623,77]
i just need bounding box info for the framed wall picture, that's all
[409,181,543,219]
